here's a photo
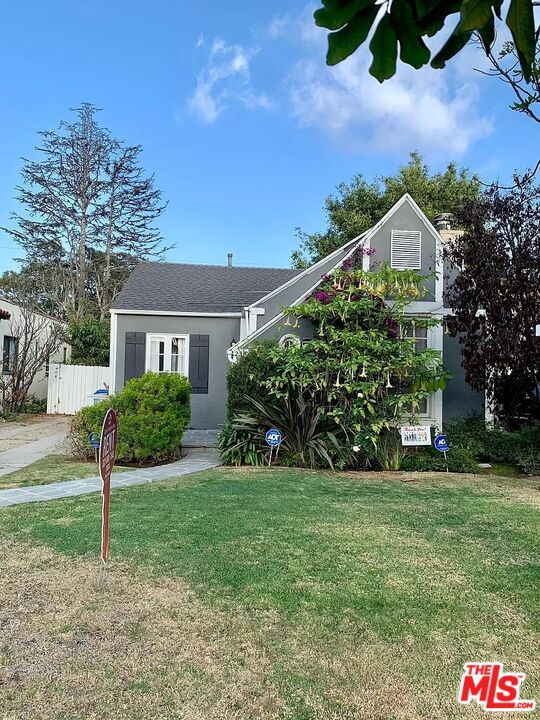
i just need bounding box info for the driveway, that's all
[0,416,69,477]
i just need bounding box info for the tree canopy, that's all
[2,103,168,321]
[314,0,537,83]
[445,169,540,425]
[292,152,480,268]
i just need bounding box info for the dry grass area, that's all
[0,539,283,720]
[0,538,502,720]
[1,467,539,719]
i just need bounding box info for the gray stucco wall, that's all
[114,314,241,429]
[369,203,437,300]
[443,332,485,422]
[256,242,357,329]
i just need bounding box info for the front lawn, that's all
[1,468,539,719]
[0,453,130,489]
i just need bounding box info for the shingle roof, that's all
[112,262,301,314]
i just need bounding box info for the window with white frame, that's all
[146,334,189,376]
[403,324,429,415]
[391,230,422,270]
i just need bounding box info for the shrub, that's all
[401,446,478,473]
[69,372,191,464]
[443,416,487,459]
[21,396,47,414]
[445,417,540,465]
[226,341,277,420]
[219,387,351,470]
[218,422,269,466]
[516,448,540,475]
[371,428,407,471]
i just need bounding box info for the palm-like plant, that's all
[223,388,349,470]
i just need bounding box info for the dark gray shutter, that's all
[124,332,146,382]
[189,335,209,394]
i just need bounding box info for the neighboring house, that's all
[110,194,485,429]
[0,297,71,402]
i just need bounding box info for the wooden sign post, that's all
[99,408,118,570]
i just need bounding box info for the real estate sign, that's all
[400,425,431,446]
[99,408,118,564]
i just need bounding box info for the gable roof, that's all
[112,262,301,314]
[229,193,445,354]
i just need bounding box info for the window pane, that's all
[149,338,165,373]
[171,337,185,375]
[3,336,17,373]
[415,338,428,352]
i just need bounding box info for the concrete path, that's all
[0,432,67,478]
[0,449,222,508]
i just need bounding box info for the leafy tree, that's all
[444,169,540,426]
[68,317,110,366]
[482,36,540,123]
[314,0,537,83]
[292,153,480,268]
[3,103,167,320]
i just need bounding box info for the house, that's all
[0,297,71,403]
[110,194,485,429]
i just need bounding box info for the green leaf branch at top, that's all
[315,0,537,82]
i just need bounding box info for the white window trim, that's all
[391,229,422,270]
[145,333,190,376]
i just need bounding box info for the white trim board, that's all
[110,309,242,318]
[109,311,118,393]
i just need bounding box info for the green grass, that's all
[479,462,524,478]
[0,453,129,488]
[1,467,540,719]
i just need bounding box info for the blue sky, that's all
[0,0,535,273]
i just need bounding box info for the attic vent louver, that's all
[390,230,422,270]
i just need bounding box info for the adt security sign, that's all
[434,434,449,453]
[265,428,282,447]
[88,432,100,449]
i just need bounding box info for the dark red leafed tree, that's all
[444,170,540,425]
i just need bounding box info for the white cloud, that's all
[279,6,493,157]
[196,32,205,49]
[187,38,273,123]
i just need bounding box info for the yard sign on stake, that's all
[265,428,282,466]
[98,408,118,573]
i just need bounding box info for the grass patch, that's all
[1,468,539,719]
[479,462,525,478]
[0,453,129,489]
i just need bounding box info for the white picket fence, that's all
[47,363,110,415]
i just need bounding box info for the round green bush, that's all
[69,372,191,464]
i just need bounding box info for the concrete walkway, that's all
[0,432,67,478]
[0,449,222,508]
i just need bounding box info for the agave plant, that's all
[224,388,350,470]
